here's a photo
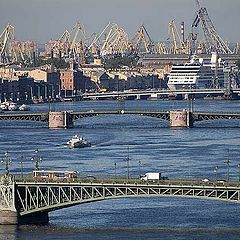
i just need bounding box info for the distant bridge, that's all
[1,110,240,128]
[1,176,240,224]
[82,88,240,100]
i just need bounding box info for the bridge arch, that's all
[14,181,240,223]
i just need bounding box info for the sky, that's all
[0,0,239,44]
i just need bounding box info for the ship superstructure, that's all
[167,53,225,90]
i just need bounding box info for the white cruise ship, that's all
[167,53,225,90]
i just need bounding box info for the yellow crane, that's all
[167,20,188,54]
[0,23,15,63]
[132,25,154,54]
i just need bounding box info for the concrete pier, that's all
[0,211,18,225]
[169,110,193,127]
[0,211,49,225]
[48,111,73,129]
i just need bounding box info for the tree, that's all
[104,55,139,70]
[27,57,70,69]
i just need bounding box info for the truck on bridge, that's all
[141,172,161,181]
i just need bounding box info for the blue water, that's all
[1,99,240,240]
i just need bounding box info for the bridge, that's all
[1,109,240,128]
[82,88,240,100]
[1,173,240,225]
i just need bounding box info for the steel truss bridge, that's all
[2,178,240,224]
[1,110,240,127]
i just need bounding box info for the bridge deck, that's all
[1,110,240,128]
[11,178,240,216]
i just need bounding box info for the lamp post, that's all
[45,85,48,100]
[138,160,142,179]
[1,152,12,175]
[28,86,33,100]
[114,161,117,179]
[31,149,42,170]
[126,147,130,179]
[224,159,230,182]
[238,164,240,182]
[17,92,20,102]
[10,92,13,101]
[214,166,218,181]
[20,154,24,180]
[25,91,28,101]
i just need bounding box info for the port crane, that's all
[68,22,89,63]
[167,20,188,54]
[131,25,155,55]
[0,24,15,64]
[191,0,233,54]
[100,23,131,56]
[52,30,71,59]
[0,24,38,65]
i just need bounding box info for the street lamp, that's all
[31,149,42,170]
[126,147,130,179]
[214,166,218,181]
[20,154,24,180]
[224,159,230,182]
[114,161,117,179]
[1,152,12,175]
[25,91,28,101]
[138,160,142,179]
[28,86,33,100]
[10,92,13,101]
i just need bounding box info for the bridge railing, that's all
[12,174,240,188]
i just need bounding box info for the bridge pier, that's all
[0,174,49,225]
[0,175,18,225]
[169,110,193,127]
[0,211,18,225]
[48,111,73,129]
[0,210,49,225]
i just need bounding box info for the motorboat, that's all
[8,102,18,111]
[19,104,30,111]
[66,135,91,148]
[0,101,18,111]
[0,102,8,111]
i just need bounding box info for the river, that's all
[1,99,240,240]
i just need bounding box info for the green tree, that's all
[27,57,70,69]
[104,55,139,70]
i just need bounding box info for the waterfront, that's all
[1,99,240,239]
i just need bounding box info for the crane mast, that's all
[192,0,233,54]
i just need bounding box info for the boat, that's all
[0,101,18,111]
[0,102,8,111]
[18,104,30,111]
[8,102,18,111]
[167,53,225,90]
[66,135,91,148]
